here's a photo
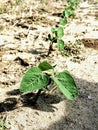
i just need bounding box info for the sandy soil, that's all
[0,0,98,130]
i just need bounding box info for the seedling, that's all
[47,25,65,56]
[0,119,6,130]
[20,61,78,104]
[60,0,78,25]
[95,17,98,20]
[15,0,23,4]
[47,0,78,56]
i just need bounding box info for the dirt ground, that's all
[0,0,98,130]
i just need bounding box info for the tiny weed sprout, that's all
[0,119,5,130]
[47,0,78,56]
[20,61,78,104]
[15,0,23,4]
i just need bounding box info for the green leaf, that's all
[38,61,53,71]
[57,39,64,51]
[16,0,23,4]
[57,27,64,38]
[20,67,49,92]
[51,26,57,33]
[51,26,58,37]
[52,70,78,100]
[59,18,67,26]
[65,10,71,18]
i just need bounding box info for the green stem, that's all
[47,42,54,56]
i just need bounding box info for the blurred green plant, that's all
[95,17,98,20]
[0,25,4,31]
[15,0,23,4]
[47,0,78,56]
[0,6,7,14]
[0,119,5,130]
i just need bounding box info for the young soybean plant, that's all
[47,0,78,56]
[20,61,78,104]
[47,25,64,56]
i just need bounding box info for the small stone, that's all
[87,95,92,100]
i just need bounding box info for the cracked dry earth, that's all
[0,0,98,130]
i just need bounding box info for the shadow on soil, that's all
[28,49,48,57]
[0,78,98,129]
[29,49,45,55]
[0,89,63,113]
[45,77,98,130]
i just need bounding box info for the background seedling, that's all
[47,26,64,55]
[47,0,78,56]
[15,0,23,4]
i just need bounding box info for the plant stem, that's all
[47,42,53,56]
[33,89,42,104]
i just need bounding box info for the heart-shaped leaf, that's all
[59,18,67,26]
[51,26,57,33]
[52,70,78,100]
[57,39,64,51]
[38,61,53,71]
[20,67,49,92]
[57,27,64,38]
